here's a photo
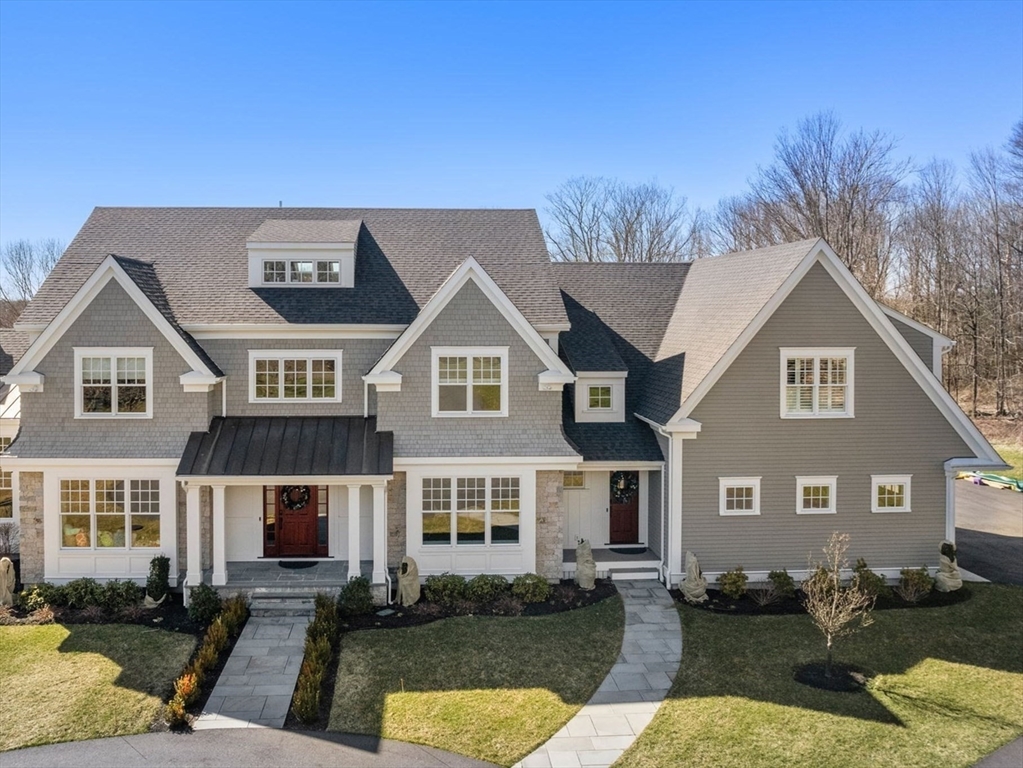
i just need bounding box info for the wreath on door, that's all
[280,485,312,510]
[610,472,639,504]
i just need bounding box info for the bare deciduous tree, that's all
[0,238,64,326]
[801,532,875,679]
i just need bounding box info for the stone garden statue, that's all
[935,539,963,592]
[0,557,14,607]
[680,550,709,604]
[396,556,420,606]
[575,538,596,591]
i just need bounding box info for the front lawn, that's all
[617,583,1023,768]
[0,624,196,752]
[993,442,1023,481]
[328,596,623,766]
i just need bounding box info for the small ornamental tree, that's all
[801,533,875,678]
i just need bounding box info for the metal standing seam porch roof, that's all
[177,417,393,478]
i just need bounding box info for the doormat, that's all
[278,561,318,569]
[608,547,648,555]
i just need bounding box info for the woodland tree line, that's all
[2,113,1020,417]
[545,112,1023,418]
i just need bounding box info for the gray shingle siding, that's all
[200,338,392,418]
[11,281,209,458]
[376,280,578,458]
[681,263,971,572]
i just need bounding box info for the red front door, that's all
[609,471,640,544]
[275,485,320,557]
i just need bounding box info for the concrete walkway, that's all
[514,580,681,768]
[194,615,309,729]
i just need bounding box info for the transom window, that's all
[563,471,585,489]
[59,478,161,549]
[262,259,342,285]
[588,385,612,410]
[796,476,838,514]
[421,476,520,545]
[872,475,912,513]
[780,348,854,418]
[75,348,152,418]
[432,347,508,417]
[719,477,761,516]
[250,352,341,402]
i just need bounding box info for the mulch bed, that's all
[1,592,202,635]
[672,584,973,616]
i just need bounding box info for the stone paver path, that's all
[514,580,681,768]
[194,615,310,729]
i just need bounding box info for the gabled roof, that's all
[558,293,627,373]
[247,219,362,243]
[19,208,568,329]
[0,329,31,376]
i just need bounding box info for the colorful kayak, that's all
[957,471,1023,492]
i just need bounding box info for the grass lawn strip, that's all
[992,442,1022,481]
[329,596,624,767]
[616,583,1023,768]
[0,624,196,752]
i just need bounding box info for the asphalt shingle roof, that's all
[0,329,31,376]
[21,208,568,328]
[247,219,362,243]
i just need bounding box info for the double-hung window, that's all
[59,478,161,549]
[432,347,508,417]
[796,476,838,514]
[421,476,520,545]
[75,348,153,418]
[780,348,854,418]
[719,477,761,516]
[0,437,11,520]
[250,351,342,402]
[872,475,911,513]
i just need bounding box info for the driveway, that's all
[955,481,1023,585]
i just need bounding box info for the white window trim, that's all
[779,347,855,419]
[57,477,163,552]
[796,475,838,515]
[260,258,343,286]
[74,347,153,419]
[431,346,509,418]
[247,350,343,404]
[718,476,761,516]
[585,384,613,412]
[872,474,912,513]
[563,471,586,490]
[420,474,523,547]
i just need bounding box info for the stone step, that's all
[250,599,316,617]
[609,567,662,581]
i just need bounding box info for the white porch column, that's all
[347,484,362,582]
[945,469,957,543]
[185,483,202,588]
[211,484,227,586]
[372,483,387,585]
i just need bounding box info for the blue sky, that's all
[1,0,1020,245]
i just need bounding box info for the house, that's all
[0,207,1006,599]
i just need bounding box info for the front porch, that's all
[562,546,661,580]
[202,559,374,593]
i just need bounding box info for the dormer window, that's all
[574,373,626,423]
[247,219,360,288]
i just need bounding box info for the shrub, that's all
[64,578,103,609]
[338,576,375,616]
[120,603,150,622]
[165,697,188,727]
[147,555,171,602]
[896,567,934,604]
[101,580,145,614]
[305,634,332,670]
[492,595,523,616]
[767,569,796,598]
[204,617,229,654]
[79,605,106,623]
[718,566,748,600]
[173,672,200,707]
[424,573,469,607]
[220,595,249,637]
[291,660,323,724]
[187,583,222,626]
[183,660,205,689]
[853,558,891,599]
[466,574,509,604]
[19,583,61,611]
[511,573,552,604]
[193,639,219,676]
[308,594,340,646]
[748,585,781,607]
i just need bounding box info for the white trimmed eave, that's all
[635,412,702,439]
[365,257,576,393]
[664,239,1004,465]
[179,371,224,393]
[178,474,393,487]
[576,370,628,379]
[6,256,219,394]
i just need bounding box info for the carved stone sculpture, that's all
[396,556,420,606]
[575,539,596,591]
[935,539,963,592]
[680,550,708,604]
[0,557,14,607]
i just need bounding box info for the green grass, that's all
[328,597,624,766]
[0,624,196,752]
[993,442,1023,480]
[617,583,1023,768]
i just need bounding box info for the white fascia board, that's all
[179,474,391,486]
[246,241,356,250]
[367,257,574,382]
[944,457,1013,472]
[539,370,575,392]
[363,370,403,392]
[880,305,955,347]
[8,256,216,380]
[1,371,44,393]
[1,457,180,469]
[180,371,223,393]
[393,455,581,467]
[575,370,628,379]
[534,322,572,333]
[578,460,665,469]
[184,323,405,340]
[635,412,702,437]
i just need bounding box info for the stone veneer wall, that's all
[18,472,44,583]
[534,470,565,582]
[387,472,407,570]
[200,487,212,571]
[176,484,187,578]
